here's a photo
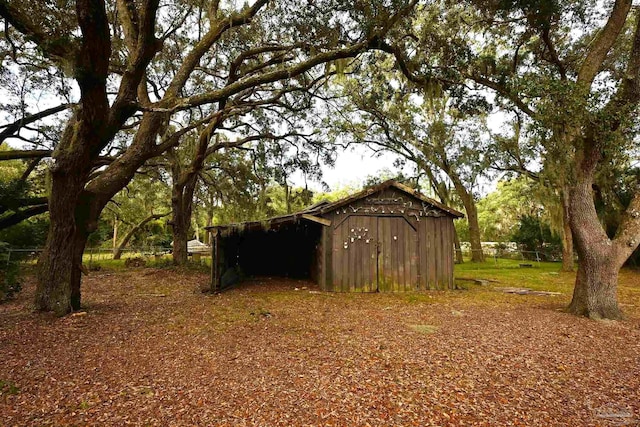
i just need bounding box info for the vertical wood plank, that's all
[370,216,378,292]
[325,219,333,291]
[443,218,449,288]
[436,217,444,288]
[391,218,396,292]
[398,219,404,292]
[384,217,392,292]
[335,219,342,292]
[428,219,435,290]
[210,229,219,292]
[321,225,328,291]
[443,219,449,289]
[376,217,382,291]
[446,219,454,289]
[377,217,384,291]
[342,218,349,292]
[353,217,360,292]
[398,218,403,292]
[404,219,411,291]
[332,218,341,291]
[414,220,420,290]
[418,219,426,290]
[350,216,357,292]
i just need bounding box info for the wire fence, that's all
[2,245,560,269]
[456,248,564,263]
[1,246,212,267]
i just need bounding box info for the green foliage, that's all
[0,379,19,396]
[0,144,49,243]
[511,214,561,253]
[477,178,537,240]
[0,243,22,302]
[86,219,113,248]
[107,171,172,249]
[0,217,49,248]
[0,143,24,182]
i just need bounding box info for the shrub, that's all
[0,243,21,302]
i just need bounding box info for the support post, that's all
[210,228,220,293]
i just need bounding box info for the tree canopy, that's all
[0,0,638,320]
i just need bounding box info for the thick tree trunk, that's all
[454,187,483,262]
[172,214,189,265]
[171,204,189,265]
[568,250,622,319]
[567,145,625,319]
[447,172,484,262]
[560,189,575,271]
[465,200,484,262]
[171,174,197,266]
[171,189,191,265]
[35,174,93,315]
[453,227,464,264]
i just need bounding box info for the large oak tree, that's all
[0,0,418,315]
[382,0,640,318]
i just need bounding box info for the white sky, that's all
[323,148,404,189]
[295,109,510,196]
[289,146,408,193]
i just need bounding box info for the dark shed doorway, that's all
[225,221,322,279]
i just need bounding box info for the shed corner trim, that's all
[301,213,332,227]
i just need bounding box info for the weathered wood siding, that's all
[320,187,455,291]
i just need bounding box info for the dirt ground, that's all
[1,269,639,426]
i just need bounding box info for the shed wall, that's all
[320,187,455,291]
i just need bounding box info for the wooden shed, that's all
[206,180,464,292]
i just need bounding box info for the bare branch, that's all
[541,27,566,80]
[0,150,52,161]
[0,103,73,141]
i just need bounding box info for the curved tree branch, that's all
[577,0,632,88]
[0,103,73,141]
[0,204,48,230]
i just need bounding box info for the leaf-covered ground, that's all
[1,266,639,426]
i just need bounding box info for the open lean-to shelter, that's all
[205,180,464,292]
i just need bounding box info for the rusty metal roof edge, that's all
[204,212,302,231]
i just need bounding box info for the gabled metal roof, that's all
[315,180,464,218]
[205,179,463,232]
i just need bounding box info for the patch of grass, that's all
[82,257,128,271]
[409,324,438,334]
[0,380,19,395]
[146,257,174,269]
[455,259,573,294]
